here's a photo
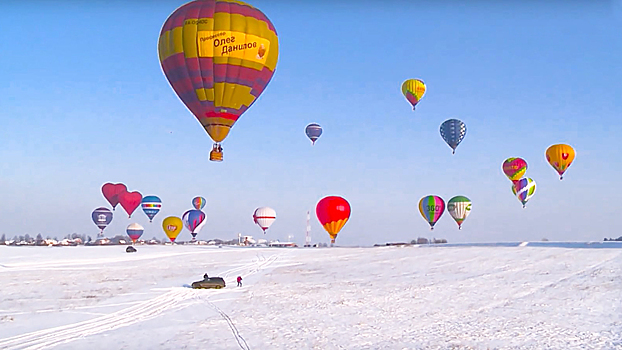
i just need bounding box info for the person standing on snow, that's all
[237,276,242,287]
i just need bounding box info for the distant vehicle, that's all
[191,276,226,289]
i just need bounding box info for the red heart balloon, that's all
[118,191,143,218]
[561,153,569,160]
[102,183,127,210]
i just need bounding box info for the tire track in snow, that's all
[0,252,284,350]
[207,302,250,350]
[201,253,281,350]
[0,288,198,350]
[473,251,622,314]
[424,249,578,289]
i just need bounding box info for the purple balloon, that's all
[92,207,113,233]
[305,123,322,144]
[182,209,206,239]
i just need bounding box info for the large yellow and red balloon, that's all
[546,144,575,180]
[158,0,279,161]
[316,196,351,244]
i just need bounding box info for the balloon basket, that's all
[210,149,223,162]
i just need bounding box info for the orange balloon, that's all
[545,144,575,180]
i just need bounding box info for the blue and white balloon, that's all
[440,119,467,154]
[141,195,162,223]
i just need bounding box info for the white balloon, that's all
[253,207,277,233]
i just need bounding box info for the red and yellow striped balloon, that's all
[158,0,279,160]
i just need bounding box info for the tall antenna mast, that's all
[305,211,311,247]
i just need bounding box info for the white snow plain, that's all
[0,244,621,350]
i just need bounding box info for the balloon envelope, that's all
[126,223,144,243]
[513,178,536,208]
[316,196,351,244]
[162,216,183,242]
[119,191,143,218]
[502,158,527,183]
[419,195,445,230]
[158,0,279,156]
[182,209,207,239]
[447,196,471,229]
[192,196,206,210]
[440,119,466,154]
[141,195,162,222]
[253,207,276,233]
[92,207,113,233]
[305,123,322,145]
[101,183,127,210]
[546,144,575,180]
[401,79,426,110]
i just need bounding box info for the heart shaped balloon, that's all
[118,191,143,218]
[101,183,127,210]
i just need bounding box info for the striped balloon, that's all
[92,207,113,235]
[447,196,472,229]
[158,0,279,161]
[192,196,206,210]
[182,209,207,240]
[418,195,445,230]
[401,79,426,110]
[305,123,322,145]
[141,196,162,223]
[513,178,536,208]
[253,207,276,234]
[126,223,144,243]
[440,119,467,154]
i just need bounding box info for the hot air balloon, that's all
[101,183,127,211]
[513,178,536,208]
[419,195,445,230]
[316,196,351,244]
[502,157,527,184]
[158,0,279,162]
[440,119,467,154]
[192,196,206,210]
[162,216,183,243]
[182,209,207,240]
[92,207,113,236]
[253,207,276,234]
[401,79,426,110]
[119,191,143,218]
[141,195,162,223]
[126,223,144,243]
[447,196,471,230]
[546,144,575,180]
[305,123,322,145]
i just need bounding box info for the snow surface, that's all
[0,244,621,350]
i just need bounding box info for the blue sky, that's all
[1,0,621,245]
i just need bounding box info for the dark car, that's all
[191,277,226,289]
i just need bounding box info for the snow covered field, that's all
[0,244,620,350]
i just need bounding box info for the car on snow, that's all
[191,277,226,289]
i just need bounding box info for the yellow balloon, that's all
[162,216,183,243]
[401,79,426,110]
[545,144,575,180]
[158,0,279,162]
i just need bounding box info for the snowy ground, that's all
[0,244,620,350]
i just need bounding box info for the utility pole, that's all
[305,211,311,247]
